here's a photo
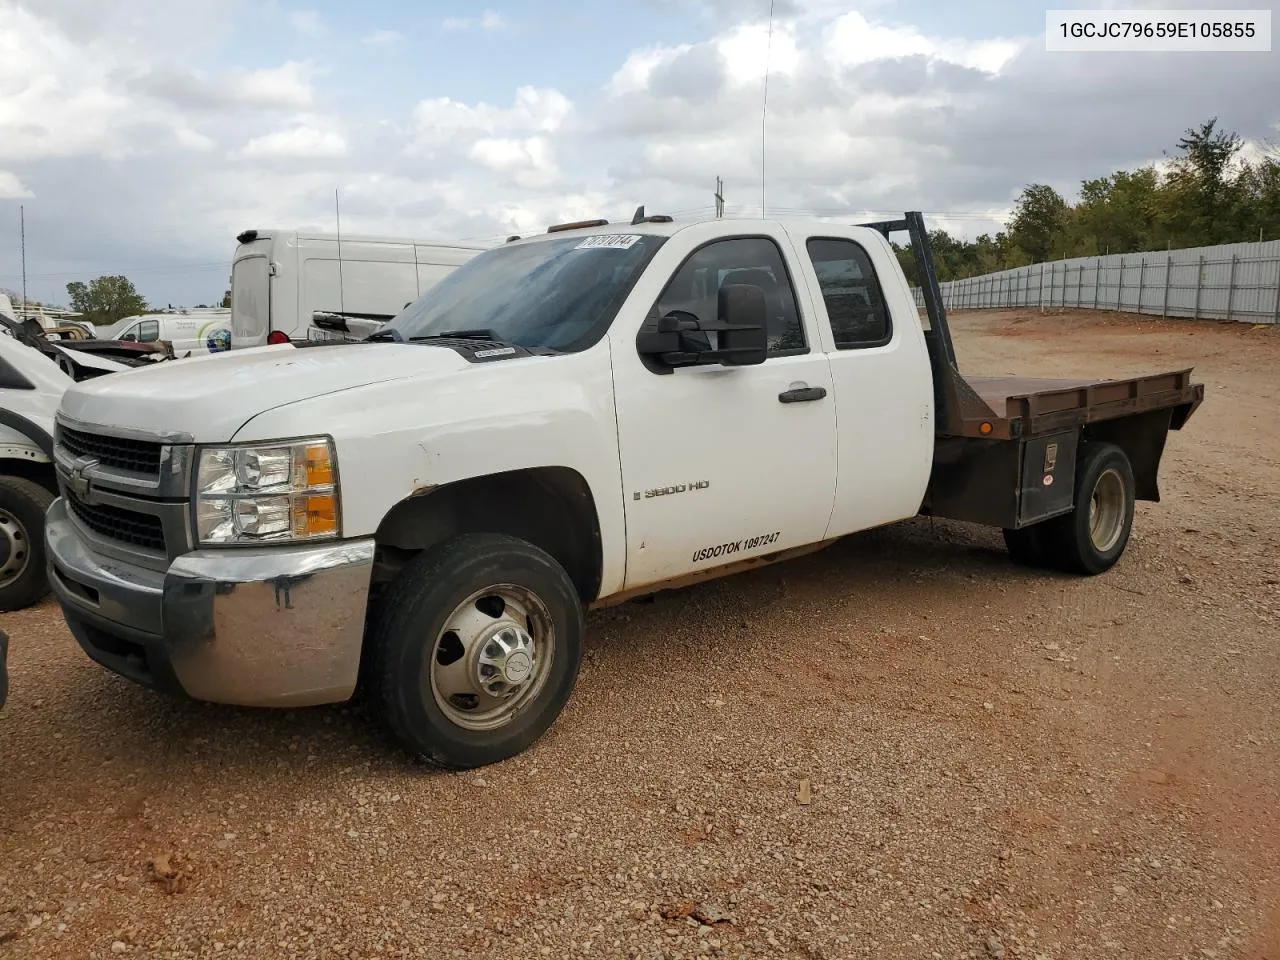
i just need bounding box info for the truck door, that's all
[611,229,838,590]
[230,255,271,348]
[793,231,935,536]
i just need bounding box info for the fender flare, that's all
[0,409,54,460]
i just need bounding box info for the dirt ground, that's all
[1,307,1277,960]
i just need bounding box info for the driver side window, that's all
[138,320,160,342]
[654,237,806,357]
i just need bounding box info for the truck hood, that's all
[59,343,470,442]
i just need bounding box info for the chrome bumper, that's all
[45,498,375,707]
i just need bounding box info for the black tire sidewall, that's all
[0,478,53,612]
[374,533,584,769]
[1063,443,1135,574]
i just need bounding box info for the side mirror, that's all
[636,310,707,366]
[636,289,768,369]
[715,283,768,366]
[120,333,137,342]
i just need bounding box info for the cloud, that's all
[288,9,324,36]
[824,12,1024,72]
[239,125,347,159]
[126,61,316,112]
[0,0,1275,310]
[442,10,510,31]
[0,170,33,199]
[410,86,572,146]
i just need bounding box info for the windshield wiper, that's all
[365,329,402,342]
[408,328,502,342]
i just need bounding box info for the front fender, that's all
[230,346,628,596]
[0,413,53,461]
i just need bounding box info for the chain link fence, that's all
[913,239,1280,323]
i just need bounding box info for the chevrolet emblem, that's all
[68,457,99,500]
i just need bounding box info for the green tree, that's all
[221,289,232,308]
[1157,117,1244,246]
[65,276,149,328]
[1007,184,1070,263]
[1232,156,1280,242]
[1068,167,1161,256]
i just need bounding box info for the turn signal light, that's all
[304,446,335,487]
[267,330,290,345]
[295,494,339,538]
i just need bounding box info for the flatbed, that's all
[862,214,1203,535]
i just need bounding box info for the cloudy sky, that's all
[0,0,1276,307]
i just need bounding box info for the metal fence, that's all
[912,239,1280,324]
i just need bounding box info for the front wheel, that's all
[367,533,584,769]
[0,476,55,612]
[1041,442,1136,575]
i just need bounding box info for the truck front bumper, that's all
[45,498,376,707]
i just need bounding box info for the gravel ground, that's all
[1,308,1277,960]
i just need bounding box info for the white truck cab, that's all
[229,229,490,348]
[41,211,1203,770]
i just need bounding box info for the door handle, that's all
[778,384,827,403]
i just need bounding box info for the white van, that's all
[229,229,491,348]
[107,309,235,356]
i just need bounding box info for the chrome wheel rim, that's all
[1088,468,1127,553]
[0,508,29,588]
[428,584,554,731]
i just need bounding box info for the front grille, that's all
[60,427,162,475]
[66,491,166,552]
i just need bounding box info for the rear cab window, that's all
[805,238,893,349]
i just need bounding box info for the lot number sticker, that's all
[575,234,642,250]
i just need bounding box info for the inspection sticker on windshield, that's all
[575,234,641,250]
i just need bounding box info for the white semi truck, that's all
[41,211,1203,769]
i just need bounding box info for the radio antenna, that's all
[760,0,776,218]
[20,205,28,317]
[335,188,346,317]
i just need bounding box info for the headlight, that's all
[195,438,339,545]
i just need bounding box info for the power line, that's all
[0,261,229,282]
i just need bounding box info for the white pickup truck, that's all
[42,211,1203,769]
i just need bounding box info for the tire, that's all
[0,476,55,613]
[367,532,585,770]
[1040,442,1136,576]
[1002,524,1051,568]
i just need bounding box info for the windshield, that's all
[380,233,667,352]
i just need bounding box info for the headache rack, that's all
[858,212,1008,439]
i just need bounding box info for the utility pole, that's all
[714,177,724,219]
